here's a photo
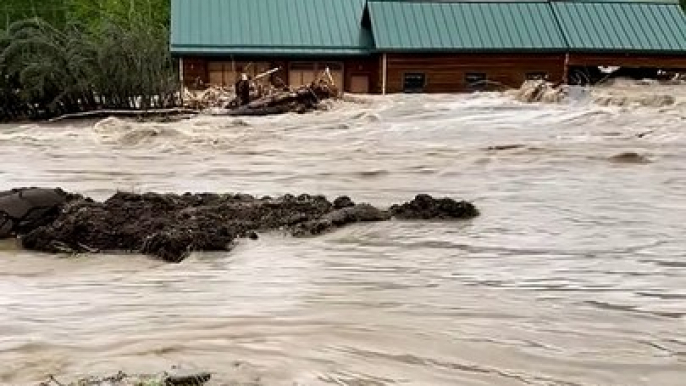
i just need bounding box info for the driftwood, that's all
[47,108,200,123]
[183,67,340,116]
[38,371,212,386]
[511,80,568,103]
[216,82,338,117]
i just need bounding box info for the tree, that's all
[0,1,178,120]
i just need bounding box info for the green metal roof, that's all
[170,0,372,56]
[367,0,568,52]
[551,2,686,53]
[170,0,686,56]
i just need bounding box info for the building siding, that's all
[182,57,208,88]
[567,53,686,68]
[181,57,382,93]
[174,1,686,94]
[384,53,566,93]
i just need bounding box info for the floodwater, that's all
[1,84,686,385]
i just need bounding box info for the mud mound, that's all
[0,188,78,238]
[390,194,480,220]
[6,189,478,263]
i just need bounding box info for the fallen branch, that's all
[47,108,200,123]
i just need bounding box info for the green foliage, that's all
[0,21,177,120]
[1,0,170,29]
[0,0,177,121]
[68,0,171,31]
[1,0,67,29]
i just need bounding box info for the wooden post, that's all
[563,53,570,84]
[179,57,184,104]
[179,57,185,85]
[382,53,388,95]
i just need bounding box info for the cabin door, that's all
[350,74,370,93]
[289,62,317,87]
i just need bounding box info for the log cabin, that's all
[170,0,686,94]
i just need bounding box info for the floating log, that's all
[47,108,200,123]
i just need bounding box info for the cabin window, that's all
[465,72,487,85]
[403,73,426,93]
[526,72,548,80]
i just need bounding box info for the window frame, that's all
[402,72,427,93]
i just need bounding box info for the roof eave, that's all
[567,48,686,55]
[170,46,374,57]
[374,48,569,54]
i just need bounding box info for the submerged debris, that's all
[39,371,212,386]
[183,67,340,116]
[1,188,479,263]
[185,82,339,117]
[513,78,685,107]
[593,93,676,107]
[608,151,652,164]
[511,80,568,103]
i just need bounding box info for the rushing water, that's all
[1,87,686,385]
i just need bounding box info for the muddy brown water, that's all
[1,89,686,385]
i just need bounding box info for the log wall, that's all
[180,52,686,93]
[182,57,209,88]
[343,56,381,93]
[180,56,381,93]
[383,53,566,93]
[568,53,686,69]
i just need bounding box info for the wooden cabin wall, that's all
[180,56,381,93]
[182,57,209,88]
[180,53,686,92]
[384,53,566,93]
[568,54,686,69]
[343,56,380,93]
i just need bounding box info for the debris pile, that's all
[182,86,235,110]
[182,67,340,116]
[38,370,212,386]
[512,77,686,107]
[511,80,568,103]
[1,188,479,263]
[219,81,339,116]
